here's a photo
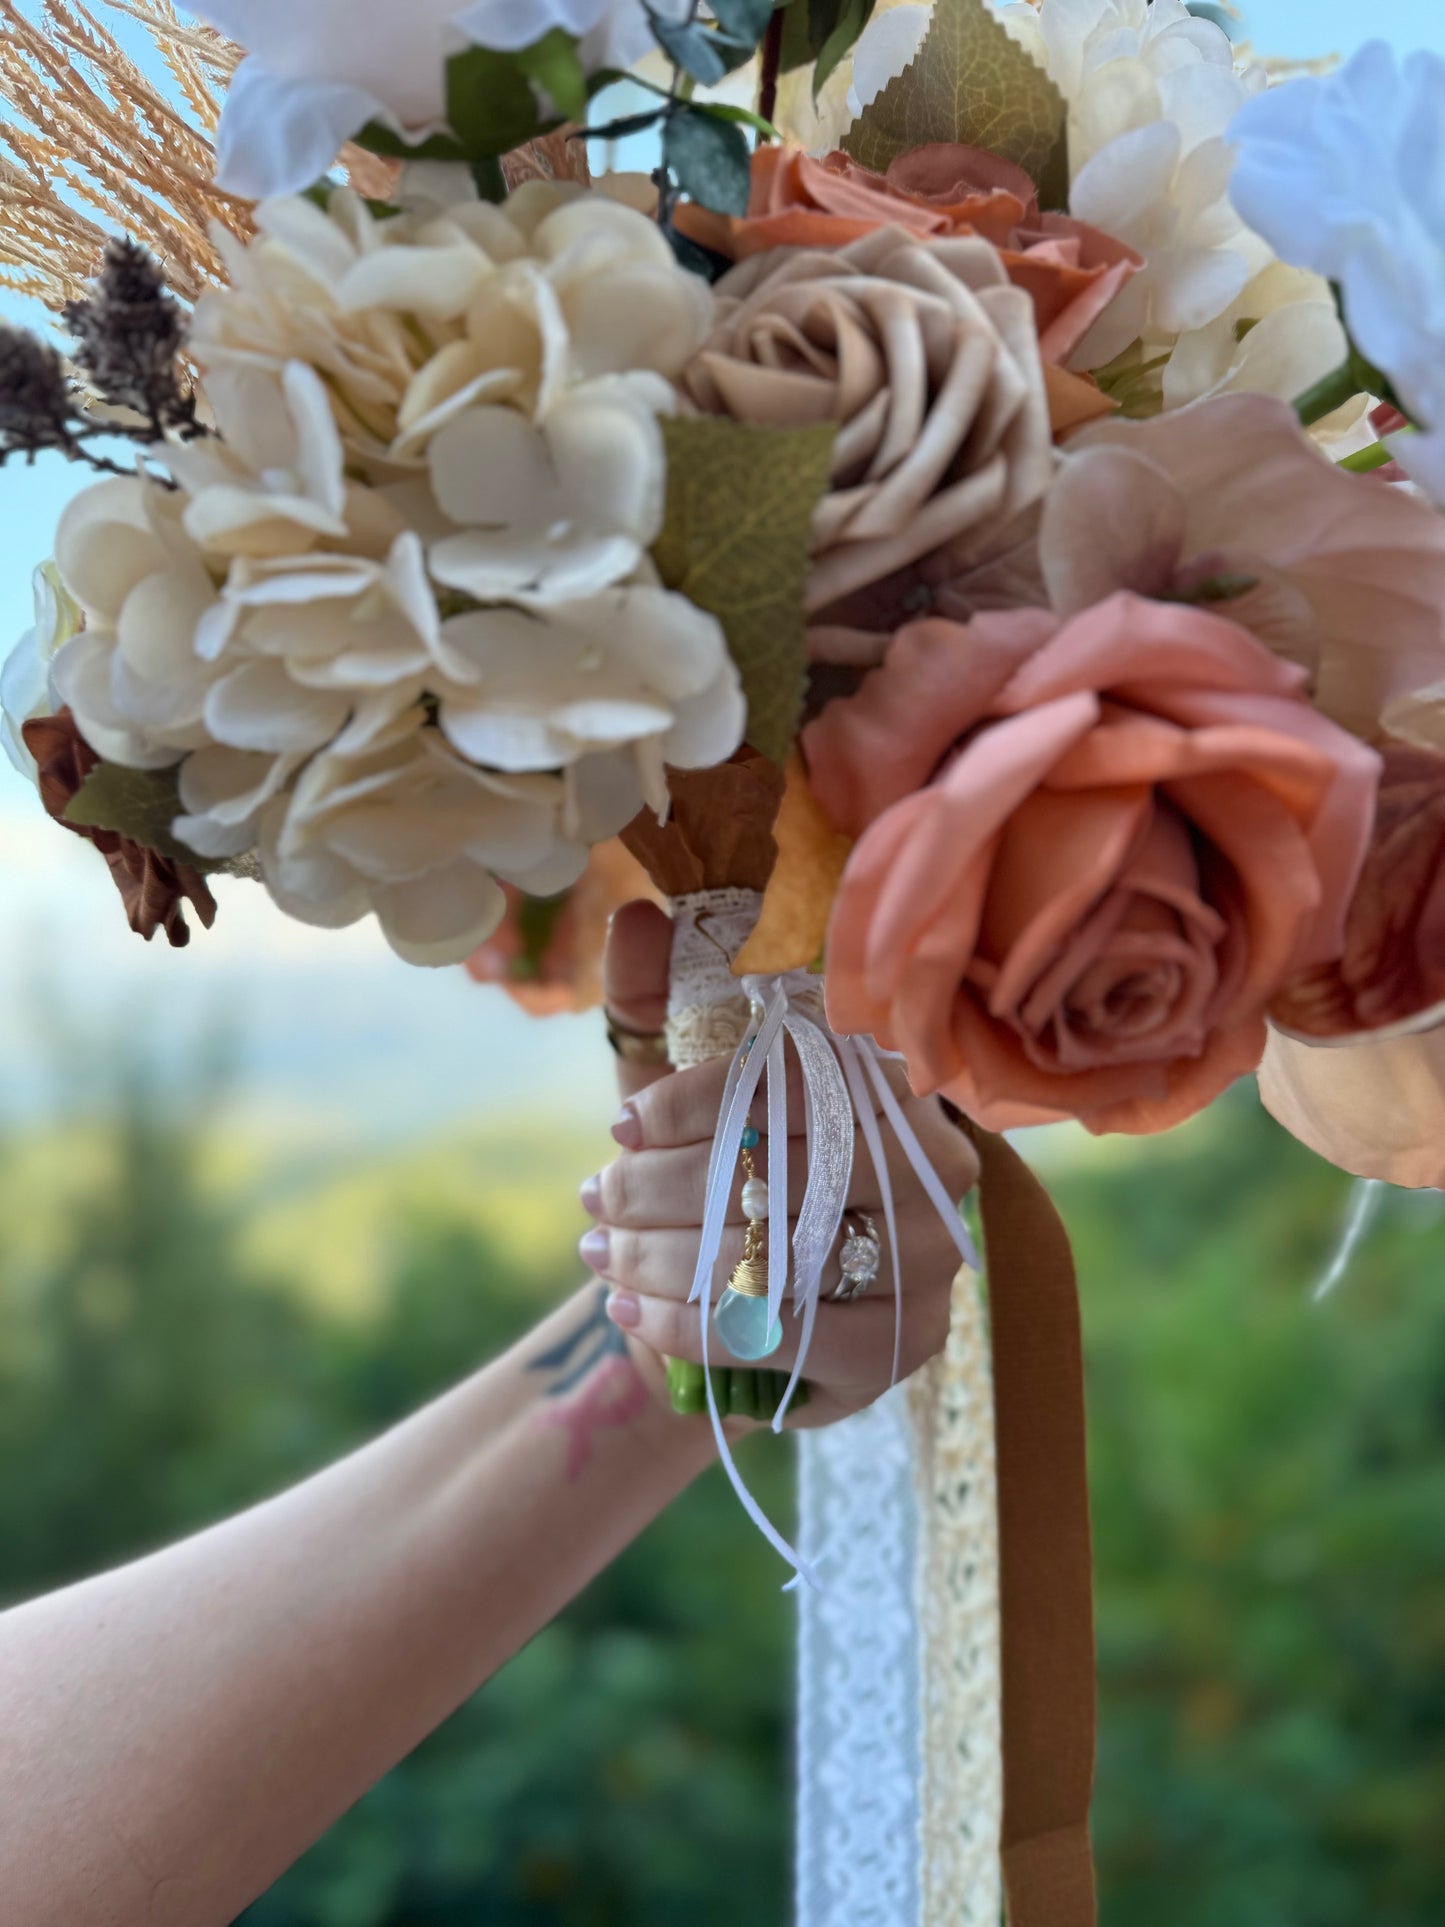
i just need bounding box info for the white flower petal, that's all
[373,861,507,967]
[211,58,385,200]
[205,661,352,753]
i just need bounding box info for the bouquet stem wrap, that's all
[665,887,1017,1923]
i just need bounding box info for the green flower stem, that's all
[666,1357,809,1419]
[667,1357,706,1414]
[1338,437,1400,474]
[1293,360,1366,427]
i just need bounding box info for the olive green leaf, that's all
[64,762,240,874]
[653,418,836,764]
[842,0,1067,199]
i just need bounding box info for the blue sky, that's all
[0,0,1437,1144]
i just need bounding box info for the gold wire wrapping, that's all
[729,1145,769,1299]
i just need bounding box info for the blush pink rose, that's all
[804,593,1381,1135]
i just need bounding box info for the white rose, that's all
[194,0,691,200]
[0,565,83,781]
[1229,41,1445,502]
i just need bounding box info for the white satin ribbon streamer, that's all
[688,967,982,1589]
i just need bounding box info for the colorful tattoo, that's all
[530,1288,649,1479]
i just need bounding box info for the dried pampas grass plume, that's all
[0,0,252,308]
[0,0,590,315]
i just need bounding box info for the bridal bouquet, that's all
[6,0,1445,1188]
[6,1,1445,1914]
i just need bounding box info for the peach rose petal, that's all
[1272,741,1445,1039]
[803,609,1057,835]
[1260,1025,1445,1189]
[1067,395,1445,739]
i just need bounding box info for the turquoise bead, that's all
[740,1125,760,1150]
[714,1287,783,1361]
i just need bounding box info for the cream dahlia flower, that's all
[46,180,744,965]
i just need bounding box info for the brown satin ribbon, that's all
[967,1124,1098,1927]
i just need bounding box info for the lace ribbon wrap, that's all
[665,888,1003,1921]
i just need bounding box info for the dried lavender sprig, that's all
[62,237,201,439]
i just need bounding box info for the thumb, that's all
[603,899,674,1097]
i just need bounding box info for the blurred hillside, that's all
[0,1064,1442,1924]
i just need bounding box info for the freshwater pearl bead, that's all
[741,1176,770,1220]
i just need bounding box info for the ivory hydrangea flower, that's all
[193,0,690,199]
[0,565,81,781]
[44,178,743,965]
[193,187,714,463]
[1229,41,1445,502]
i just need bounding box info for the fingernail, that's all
[611,1103,643,1150]
[580,1174,602,1216]
[579,1226,610,1272]
[605,1290,642,1330]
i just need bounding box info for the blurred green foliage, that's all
[0,1071,1441,1923]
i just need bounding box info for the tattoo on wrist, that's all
[528,1287,649,1480]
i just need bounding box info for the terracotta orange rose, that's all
[678,142,1139,374]
[804,594,1381,1135]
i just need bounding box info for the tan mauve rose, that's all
[681,226,1054,649]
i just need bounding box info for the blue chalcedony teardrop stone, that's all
[714,1287,783,1361]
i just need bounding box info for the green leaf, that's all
[352,119,468,163]
[813,0,875,98]
[648,11,759,84]
[63,763,235,873]
[653,418,837,764]
[515,30,588,124]
[842,0,1066,191]
[664,107,752,217]
[693,101,781,138]
[710,0,775,43]
[445,45,543,157]
[777,0,816,73]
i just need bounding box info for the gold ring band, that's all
[606,1017,671,1067]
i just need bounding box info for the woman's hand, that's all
[587,901,979,1427]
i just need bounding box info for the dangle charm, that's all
[713,1126,783,1361]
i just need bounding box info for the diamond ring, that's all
[832,1211,882,1302]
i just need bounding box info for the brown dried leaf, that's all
[621,751,786,897]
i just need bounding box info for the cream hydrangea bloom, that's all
[47,183,744,965]
[1,565,82,781]
[194,186,714,460]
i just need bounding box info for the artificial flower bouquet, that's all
[5,2,1445,1911]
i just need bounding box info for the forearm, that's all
[0,1286,713,1927]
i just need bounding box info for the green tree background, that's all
[0,1064,1440,1924]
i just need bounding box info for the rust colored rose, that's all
[803,593,1381,1135]
[1271,741,1445,1038]
[678,143,1139,372]
[22,710,217,948]
[683,226,1054,628]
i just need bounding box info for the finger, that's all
[587,1107,977,1231]
[603,900,674,1099]
[582,1221,766,1298]
[613,1042,915,1152]
[605,1284,952,1388]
